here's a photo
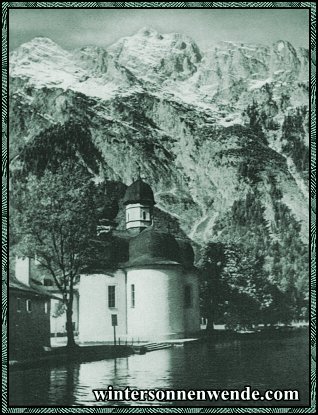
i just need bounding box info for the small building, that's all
[9,274,53,359]
[78,177,200,343]
[13,256,79,339]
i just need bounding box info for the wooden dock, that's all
[133,338,199,354]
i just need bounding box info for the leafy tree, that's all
[11,162,101,348]
[197,242,226,331]
[198,240,296,330]
[203,190,309,326]
[220,248,276,329]
[52,301,67,319]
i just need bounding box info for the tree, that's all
[18,120,104,178]
[198,241,289,331]
[11,162,100,348]
[197,242,226,331]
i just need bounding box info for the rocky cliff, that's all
[9,28,309,298]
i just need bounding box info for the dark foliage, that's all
[18,120,104,178]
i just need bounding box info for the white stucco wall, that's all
[50,293,79,335]
[15,256,31,286]
[126,266,185,341]
[78,271,127,343]
[126,203,152,229]
[78,266,201,343]
[184,271,201,334]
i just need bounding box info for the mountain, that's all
[9,28,309,304]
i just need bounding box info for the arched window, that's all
[26,299,32,313]
[108,286,116,308]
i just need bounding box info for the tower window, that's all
[131,284,135,308]
[142,211,146,220]
[184,285,192,308]
[26,299,32,313]
[17,298,22,312]
[108,286,116,308]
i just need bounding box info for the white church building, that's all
[78,177,200,343]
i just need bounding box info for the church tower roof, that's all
[123,178,155,206]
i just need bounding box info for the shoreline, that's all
[8,344,134,371]
[8,325,309,371]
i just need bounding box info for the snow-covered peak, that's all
[136,26,161,38]
[273,40,295,53]
[10,36,70,71]
[108,27,201,82]
[9,31,309,110]
[9,37,139,100]
[72,45,109,74]
[21,36,60,48]
[11,37,65,60]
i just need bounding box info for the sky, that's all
[9,8,309,51]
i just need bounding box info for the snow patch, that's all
[249,78,272,90]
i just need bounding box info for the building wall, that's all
[50,292,79,336]
[9,292,51,359]
[78,266,201,343]
[15,257,31,286]
[184,271,201,334]
[126,266,185,341]
[78,271,127,343]
[126,203,152,230]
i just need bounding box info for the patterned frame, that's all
[2,2,316,413]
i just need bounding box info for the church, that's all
[78,177,200,343]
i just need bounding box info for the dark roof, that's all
[9,277,59,299]
[123,178,155,206]
[124,226,181,267]
[81,233,129,274]
[176,238,195,268]
[84,227,195,272]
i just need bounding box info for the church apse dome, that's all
[126,227,181,267]
[176,239,195,268]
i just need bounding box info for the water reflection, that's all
[75,347,175,405]
[49,365,80,405]
[9,330,309,407]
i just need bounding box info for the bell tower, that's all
[123,175,155,233]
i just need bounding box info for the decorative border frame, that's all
[2,2,316,413]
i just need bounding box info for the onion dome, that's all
[126,227,181,267]
[123,178,155,206]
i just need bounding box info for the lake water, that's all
[9,329,310,407]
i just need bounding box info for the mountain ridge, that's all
[9,29,309,263]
